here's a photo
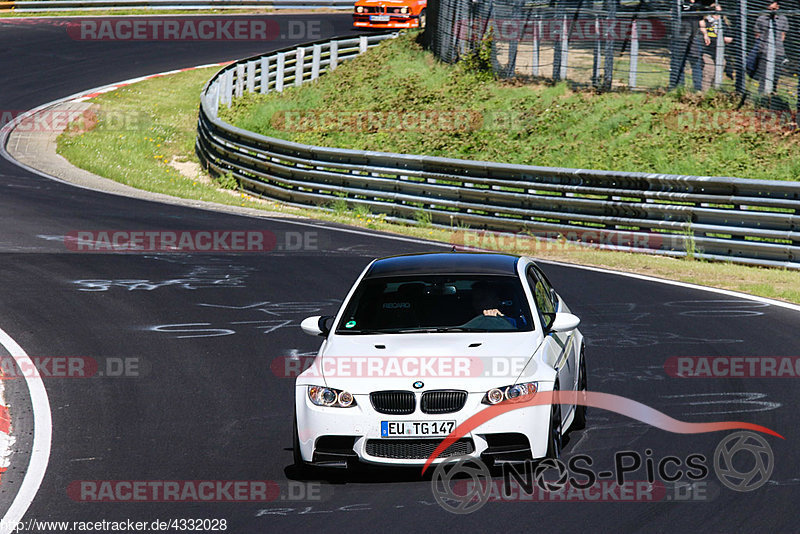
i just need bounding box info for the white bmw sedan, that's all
[294,252,586,469]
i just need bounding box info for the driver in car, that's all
[470,281,518,329]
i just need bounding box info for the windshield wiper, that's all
[340,327,473,334]
[395,327,468,333]
[340,329,389,335]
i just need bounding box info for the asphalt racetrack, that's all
[0,15,798,532]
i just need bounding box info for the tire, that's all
[572,349,588,430]
[545,383,563,459]
[418,9,427,30]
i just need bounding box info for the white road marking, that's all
[0,327,52,534]
[661,392,782,416]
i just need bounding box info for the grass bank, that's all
[221,32,800,181]
[55,38,800,304]
[56,67,288,210]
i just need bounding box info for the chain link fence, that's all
[425,0,800,111]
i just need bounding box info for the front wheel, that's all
[418,9,427,30]
[545,384,563,459]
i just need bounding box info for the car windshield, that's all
[335,275,534,334]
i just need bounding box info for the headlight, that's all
[338,390,354,407]
[308,385,357,408]
[482,382,537,405]
[487,388,505,404]
[401,6,408,13]
[356,6,364,12]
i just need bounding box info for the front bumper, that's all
[295,387,553,467]
[352,14,420,29]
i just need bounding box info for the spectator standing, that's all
[699,3,734,90]
[682,0,707,90]
[754,0,789,94]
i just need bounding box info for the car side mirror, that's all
[300,315,334,337]
[548,312,580,333]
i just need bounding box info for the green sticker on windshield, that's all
[345,320,356,329]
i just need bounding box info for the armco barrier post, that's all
[276,53,286,92]
[223,70,233,107]
[311,44,322,80]
[209,82,219,117]
[330,41,339,70]
[246,61,256,94]
[260,56,270,93]
[235,64,244,98]
[295,47,305,87]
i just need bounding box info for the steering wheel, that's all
[461,314,516,331]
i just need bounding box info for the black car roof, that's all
[364,252,521,278]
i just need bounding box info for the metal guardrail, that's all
[195,34,800,270]
[1,0,353,11]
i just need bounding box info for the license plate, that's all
[381,420,456,438]
[370,15,390,22]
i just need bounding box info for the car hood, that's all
[302,332,543,394]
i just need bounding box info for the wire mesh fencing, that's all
[426,0,800,112]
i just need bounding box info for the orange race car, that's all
[352,0,427,29]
